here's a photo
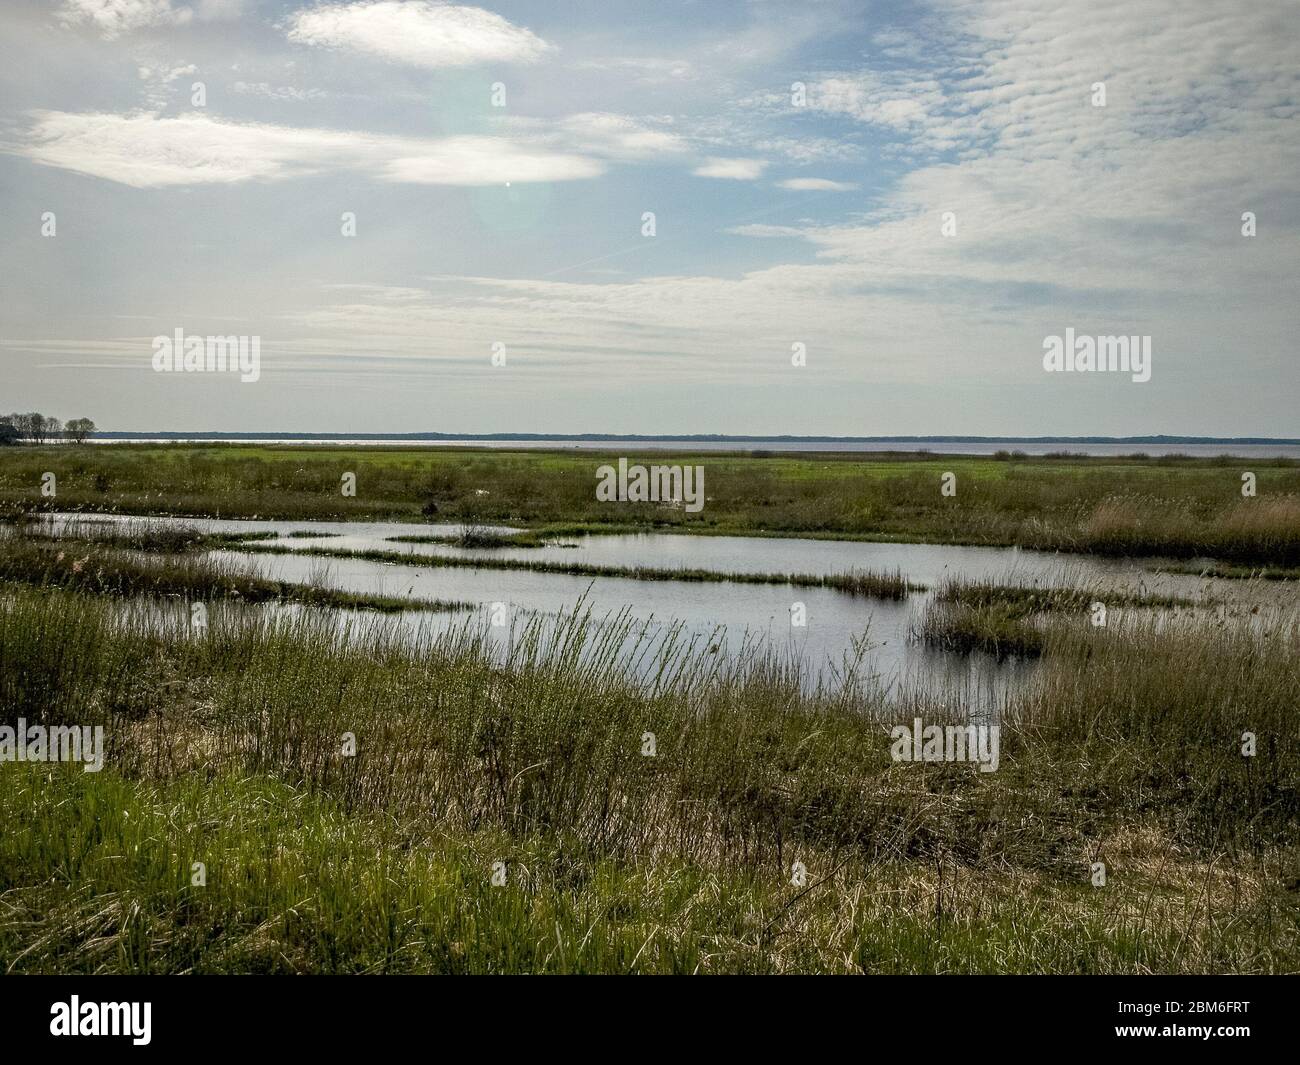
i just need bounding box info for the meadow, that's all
[2,443,1299,562]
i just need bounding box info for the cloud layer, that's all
[5,0,1298,434]
[13,110,604,186]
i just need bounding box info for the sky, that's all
[0,0,1297,435]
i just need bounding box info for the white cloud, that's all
[750,135,863,164]
[233,81,327,102]
[777,178,858,191]
[286,1,551,68]
[511,112,688,161]
[137,62,195,82]
[15,0,1300,434]
[58,0,192,37]
[137,61,198,107]
[692,157,768,180]
[783,0,1300,302]
[382,137,602,185]
[10,111,603,187]
[271,0,1300,416]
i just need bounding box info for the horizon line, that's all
[86,432,1300,445]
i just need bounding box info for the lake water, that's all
[40,512,1238,707]
[89,438,1300,459]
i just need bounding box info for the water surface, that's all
[40,512,1243,706]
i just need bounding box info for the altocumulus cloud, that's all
[286,0,552,68]
[10,110,604,187]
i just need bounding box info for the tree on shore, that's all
[65,418,97,444]
[4,413,41,442]
[1,412,95,443]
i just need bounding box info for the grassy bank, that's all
[0,585,1296,973]
[0,533,466,613]
[3,443,1299,562]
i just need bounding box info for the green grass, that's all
[3,442,1298,562]
[912,577,1205,658]
[0,583,1296,973]
[236,541,923,599]
[4,766,1294,974]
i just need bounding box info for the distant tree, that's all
[65,417,97,444]
[0,423,18,446]
[0,411,83,443]
[10,412,40,441]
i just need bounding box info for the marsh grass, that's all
[913,600,1049,658]
[934,575,1198,613]
[1158,561,1300,581]
[0,583,1295,973]
[29,517,209,552]
[23,517,278,552]
[1035,494,1300,563]
[240,542,922,599]
[912,576,1205,658]
[390,529,552,549]
[4,445,1298,562]
[0,532,465,613]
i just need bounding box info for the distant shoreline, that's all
[89,432,1300,445]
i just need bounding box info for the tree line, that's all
[0,413,97,445]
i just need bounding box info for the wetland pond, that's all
[40,513,1238,707]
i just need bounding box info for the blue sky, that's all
[1,0,1297,434]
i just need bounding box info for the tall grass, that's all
[1044,494,1300,563]
[911,576,1204,658]
[0,583,1295,972]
